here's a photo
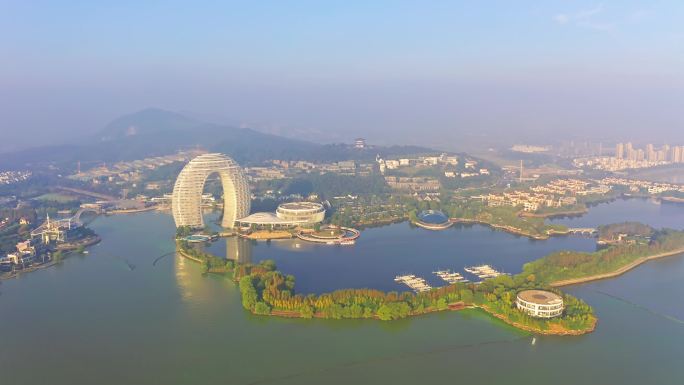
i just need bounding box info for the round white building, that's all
[515,290,564,318]
[172,153,250,229]
[275,202,325,224]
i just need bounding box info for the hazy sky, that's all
[1,1,683,152]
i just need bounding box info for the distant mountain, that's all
[0,108,435,170]
[98,108,203,140]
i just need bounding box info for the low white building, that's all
[516,290,564,318]
[275,202,326,224]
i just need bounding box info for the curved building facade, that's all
[172,153,250,229]
[516,290,564,318]
[275,202,325,224]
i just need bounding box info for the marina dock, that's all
[394,274,433,293]
[433,269,469,284]
[394,265,508,292]
[464,264,507,280]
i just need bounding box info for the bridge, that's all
[71,204,104,225]
[566,227,598,236]
[30,204,104,244]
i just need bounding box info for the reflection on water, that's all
[175,238,252,301]
[4,203,684,385]
[225,237,252,264]
[174,250,201,301]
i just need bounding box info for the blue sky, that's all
[1,1,683,151]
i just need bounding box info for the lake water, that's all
[205,222,596,294]
[1,199,684,385]
[549,197,684,230]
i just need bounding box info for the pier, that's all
[464,265,507,280]
[295,227,360,245]
[394,274,432,292]
[433,269,469,284]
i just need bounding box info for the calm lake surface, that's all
[206,220,596,294]
[1,199,684,385]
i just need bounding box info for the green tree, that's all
[239,276,258,310]
[300,304,314,319]
[254,302,271,315]
[50,251,61,262]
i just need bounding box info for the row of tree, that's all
[523,227,684,282]
[175,239,596,332]
[237,263,594,330]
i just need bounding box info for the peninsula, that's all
[176,220,684,337]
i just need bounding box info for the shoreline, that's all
[412,220,454,230]
[476,305,597,335]
[353,216,407,230]
[176,244,594,336]
[1,259,63,281]
[1,235,101,281]
[261,293,595,335]
[107,206,158,215]
[550,247,684,287]
[520,207,589,219]
[55,235,101,251]
[449,218,549,240]
[661,196,684,204]
[176,247,204,264]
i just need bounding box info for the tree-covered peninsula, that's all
[525,226,684,286]
[176,241,596,335]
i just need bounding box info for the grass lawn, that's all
[35,193,79,203]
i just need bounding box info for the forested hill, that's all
[0,108,434,169]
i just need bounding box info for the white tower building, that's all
[171,153,251,229]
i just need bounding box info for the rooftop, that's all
[517,290,563,305]
[277,202,324,211]
[237,212,299,225]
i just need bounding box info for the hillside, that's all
[0,109,434,169]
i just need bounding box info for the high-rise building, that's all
[674,146,684,163]
[646,144,655,162]
[615,143,624,159]
[657,149,666,162]
[625,142,636,161]
[171,153,251,229]
[636,149,645,161]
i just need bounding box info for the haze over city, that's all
[3,2,684,385]
[2,1,683,153]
